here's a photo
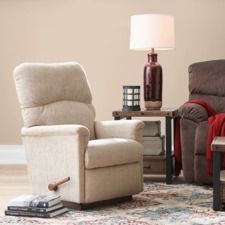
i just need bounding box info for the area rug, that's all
[1,180,225,225]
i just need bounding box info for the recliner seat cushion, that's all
[85,138,143,169]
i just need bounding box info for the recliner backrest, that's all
[189,59,225,113]
[14,62,96,139]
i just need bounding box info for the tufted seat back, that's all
[189,60,225,113]
[14,62,96,139]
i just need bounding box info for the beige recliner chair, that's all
[14,62,144,209]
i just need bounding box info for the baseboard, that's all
[0,145,26,164]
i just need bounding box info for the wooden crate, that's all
[143,136,165,156]
[143,155,175,175]
[143,121,161,137]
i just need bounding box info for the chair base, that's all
[62,195,132,210]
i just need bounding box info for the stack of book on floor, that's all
[5,194,68,218]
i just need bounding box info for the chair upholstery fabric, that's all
[179,60,225,184]
[85,138,143,169]
[95,120,144,143]
[14,62,96,139]
[85,163,142,203]
[14,62,144,204]
[189,60,225,112]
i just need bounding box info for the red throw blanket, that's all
[175,99,225,175]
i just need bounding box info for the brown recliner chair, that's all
[179,60,225,184]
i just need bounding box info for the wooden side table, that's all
[112,108,178,184]
[212,137,225,211]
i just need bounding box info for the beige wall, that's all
[0,0,225,144]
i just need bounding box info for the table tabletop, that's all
[112,107,178,118]
[212,136,225,152]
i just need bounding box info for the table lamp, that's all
[130,14,175,110]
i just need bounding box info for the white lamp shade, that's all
[130,14,175,51]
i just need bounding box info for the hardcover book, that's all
[7,194,61,208]
[5,207,68,218]
[7,203,63,213]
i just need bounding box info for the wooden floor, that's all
[0,165,31,216]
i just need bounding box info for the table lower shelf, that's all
[143,155,174,175]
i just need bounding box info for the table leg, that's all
[166,117,172,184]
[213,151,221,211]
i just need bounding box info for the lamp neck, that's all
[148,53,158,63]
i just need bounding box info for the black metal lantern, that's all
[122,86,141,111]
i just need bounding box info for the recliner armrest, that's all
[178,103,209,123]
[21,124,90,203]
[94,120,145,143]
[22,124,90,137]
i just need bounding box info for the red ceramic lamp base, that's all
[144,50,162,111]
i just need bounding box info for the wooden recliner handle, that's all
[48,177,70,191]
